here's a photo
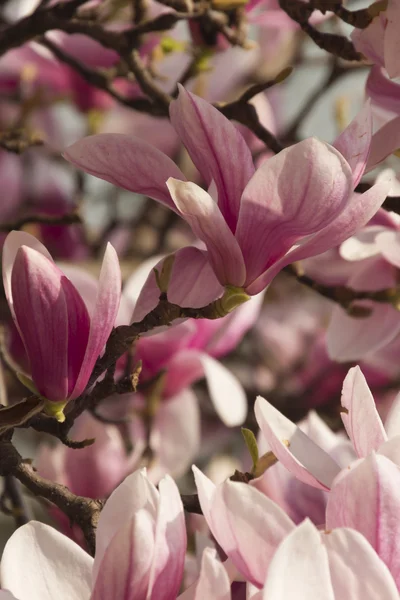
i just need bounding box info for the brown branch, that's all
[0,0,89,56]
[220,101,284,153]
[1,475,32,527]
[0,442,102,555]
[308,0,373,28]
[278,0,362,61]
[284,264,400,312]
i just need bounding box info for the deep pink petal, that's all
[2,230,52,323]
[63,134,186,209]
[70,243,121,398]
[132,247,223,324]
[11,247,68,400]
[246,177,391,295]
[147,476,187,600]
[166,179,246,287]
[340,366,387,457]
[254,396,341,490]
[61,276,91,397]
[326,453,400,588]
[169,86,255,230]
[333,102,372,187]
[236,138,353,289]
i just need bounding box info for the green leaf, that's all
[241,428,259,470]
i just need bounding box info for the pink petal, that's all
[324,527,399,599]
[254,396,341,490]
[236,138,353,288]
[375,230,400,268]
[333,102,372,187]
[63,134,186,208]
[150,389,200,480]
[64,413,131,499]
[339,226,387,262]
[366,115,400,172]
[2,230,52,322]
[194,549,231,600]
[193,468,294,587]
[262,520,335,600]
[91,511,155,600]
[351,13,385,68]
[166,179,246,287]
[0,521,93,600]
[246,178,391,295]
[62,275,91,397]
[94,470,158,582]
[327,258,400,362]
[131,247,223,324]
[164,350,247,426]
[214,481,294,587]
[147,476,187,600]
[11,247,69,400]
[169,86,255,230]
[340,366,387,457]
[70,243,121,399]
[383,393,400,439]
[384,0,400,79]
[326,453,400,588]
[366,66,400,114]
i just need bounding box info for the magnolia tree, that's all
[0,0,400,597]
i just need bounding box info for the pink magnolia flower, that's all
[352,0,400,79]
[254,366,400,492]
[63,89,390,296]
[193,467,399,597]
[115,249,264,427]
[0,470,187,600]
[309,211,400,362]
[2,231,121,416]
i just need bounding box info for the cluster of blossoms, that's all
[2,0,400,597]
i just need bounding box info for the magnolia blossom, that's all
[1,471,398,599]
[64,88,389,296]
[0,470,187,600]
[352,0,400,80]
[254,365,400,490]
[2,231,121,415]
[193,468,399,597]
[302,209,400,361]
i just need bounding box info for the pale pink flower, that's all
[0,470,187,600]
[314,211,400,362]
[64,90,389,295]
[193,466,399,597]
[2,231,121,409]
[352,0,400,79]
[254,366,400,492]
